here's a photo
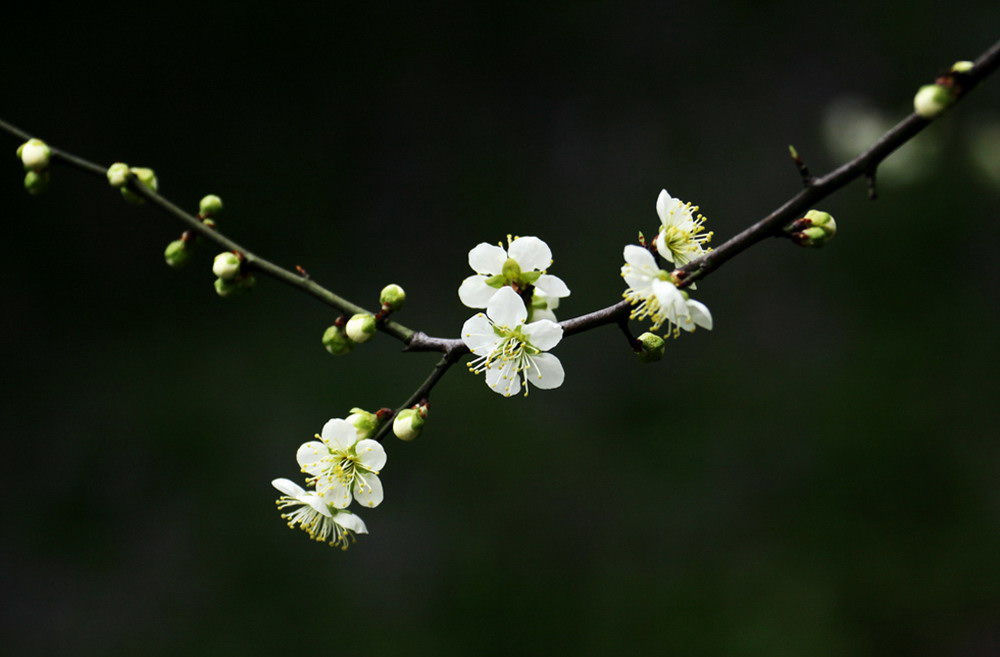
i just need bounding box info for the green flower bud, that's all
[636,332,665,363]
[199,194,223,217]
[164,239,191,268]
[345,313,376,343]
[913,84,956,119]
[321,325,355,355]
[393,407,426,442]
[951,60,974,73]
[347,408,379,439]
[214,274,255,298]
[212,252,241,281]
[23,170,49,195]
[120,167,158,204]
[501,257,522,281]
[18,138,51,171]
[379,283,406,311]
[803,209,837,237]
[106,162,130,187]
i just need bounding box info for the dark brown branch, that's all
[373,350,461,442]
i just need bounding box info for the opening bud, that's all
[393,405,427,442]
[379,283,406,311]
[786,209,836,247]
[347,408,380,440]
[913,83,956,119]
[106,162,130,188]
[120,167,159,204]
[164,239,191,268]
[18,138,51,172]
[199,194,224,217]
[636,332,666,363]
[345,313,377,343]
[23,170,50,195]
[212,252,242,280]
[322,325,355,355]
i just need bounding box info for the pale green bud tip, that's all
[199,194,223,216]
[379,283,406,310]
[164,240,191,268]
[118,166,158,203]
[321,325,354,355]
[913,84,955,119]
[23,170,50,195]
[501,257,522,281]
[804,209,836,236]
[18,139,51,172]
[345,313,377,343]
[393,407,426,441]
[106,162,130,187]
[636,332,665,363]
[212,252,241,280]
[214,275,255,298]
[347,409,379,439]
[951,60,974,73]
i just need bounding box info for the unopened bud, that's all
[913,84,956,119]
[164,239,191,268]
[347,408,379,439]
[803,209,836,236]
[393,406,427,441]
[322,325,354,355]
[212,252,241,280]
[18,138,51,171]
[214,274,255,298]
[199,194,223,217]
[636,332,665,363]
[345,313,376,343]
[501,257,522,281]
[379,283,406,311]
[120,167,158,204]
[106,162,130,187]
[951,60,974,74]
[23,170,49,195]
[786,209,836,247]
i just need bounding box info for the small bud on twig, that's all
[379,284,406,312]
[164,239,191,268]
[212,252,242,281]
[635,331,666,363]
[23,170,49,195]
[346,313,377,343]
[321,324,355,355]
[17,138,51,172]
[393,404,427,442]
[786,209,837,247]
[199,194,223,217]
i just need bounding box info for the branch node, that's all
[788,144,814,187]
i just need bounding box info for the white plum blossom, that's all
[296,418,387,509]
[458,235,570,310]
[462,286,565,397]
[653,189,713,265]
[272,478,368,550]
[621,245,713,336]
[528,289,560,322]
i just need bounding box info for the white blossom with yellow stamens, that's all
[271,478,368,550]
[462,286,565,397]
[621,245,713,336]
[296,418,387,509]
[653,188,713,265]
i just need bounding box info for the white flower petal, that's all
[462,313,499,356]
[526,353,565,390]
[355,439,387,472]
[623,244,658,270]
[321,418,357,451]
[302,493,333,517]
[486,360,521,397]
[333,511,368,534]
[653,232,675,263]
[652,279,685,314]
[353,473,384,508]
[486,286,527,327]
[296,441,328,474]
[508,236,552,271]
[655,189,672,220]
[271,478,304,498]
[686,299,713,330]
[321,478,353,509]
[529,307,557,322]
[534,274,570,299]
[468,243,508,275]
[458,275,500,308]
[522,319,563,351]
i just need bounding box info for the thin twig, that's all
[372,350,461,442]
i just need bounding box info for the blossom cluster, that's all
[271,412,387,549]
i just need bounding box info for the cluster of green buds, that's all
[392,402,428,441]
[634,331,666,363]
[106,162,158,204]
[17,138,52,195]
[785,210,837,248]
[212,250,255,297]
[163,194,224,268]
[913,60,974,119]
[322,284,406,356]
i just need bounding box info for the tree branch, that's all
[372,350,462,442]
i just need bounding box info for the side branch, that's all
[373,350,462,442]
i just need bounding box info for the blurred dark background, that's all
[2,3,998,655]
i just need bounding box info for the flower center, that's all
[467,324,541,395]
